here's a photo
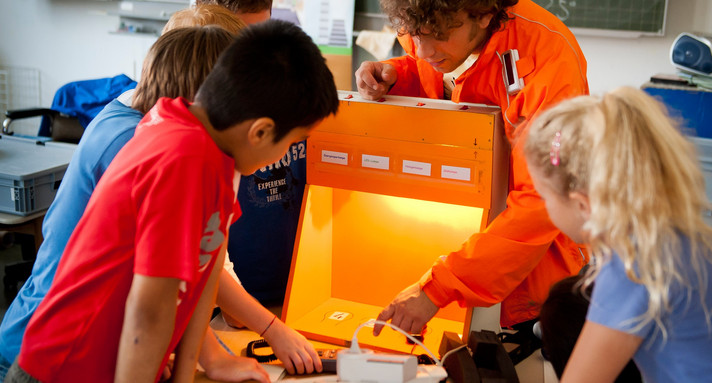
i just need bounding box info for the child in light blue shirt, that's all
[524,86,712,382]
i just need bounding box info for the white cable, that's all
[438,344,469,367]
[349,319,443,367]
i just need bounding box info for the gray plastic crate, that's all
[692,137,712,225]
[0,135,76,216]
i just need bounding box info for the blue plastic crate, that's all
[643,84,712,139]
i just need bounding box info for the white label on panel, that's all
[441,165,471,181]
[402,160,432,176]
[321,150,348,165]
[362,154,390,170]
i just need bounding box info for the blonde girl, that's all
[524,86,712,382]
[162,4,247,34]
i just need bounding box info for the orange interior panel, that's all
[283,92,505,355]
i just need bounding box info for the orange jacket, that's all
[384,0,589,326]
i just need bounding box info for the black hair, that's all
[195,19,339,142]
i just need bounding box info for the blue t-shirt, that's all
[0,99,142,366]
[228,140,307,305]
[587,243,712,383]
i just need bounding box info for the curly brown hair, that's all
[380,0,518,40]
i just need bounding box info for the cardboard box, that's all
[283,92,508,355]
[0,136,75,215]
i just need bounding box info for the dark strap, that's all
[246,339,278,363]
[498,319,542,365]
[5,108,58,120]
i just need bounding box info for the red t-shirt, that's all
[19,97,240,382]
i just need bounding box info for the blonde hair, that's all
[131,26,235,114]
[132,5,245,114]
[195,0,273,14]
[163,4,247,35]
[524,86,712,337]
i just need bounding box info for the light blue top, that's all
[0,99,143,366]
[587,241,712,383]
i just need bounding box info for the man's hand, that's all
[373,283,439,336]
[263,319,322,375]
[355,61,397,100]
[204,354,270,383]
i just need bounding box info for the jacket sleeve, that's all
[421,139,561,308]
[383,55,425,97]
[383,35,433,98]
[421,42,589,309]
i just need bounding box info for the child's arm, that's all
[216,270,322,375]
[199,328,270,383]
[115,275,182,383]
[170,246,226,383]
[561,320,643,383]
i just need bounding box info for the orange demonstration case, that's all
[282,91,509,356]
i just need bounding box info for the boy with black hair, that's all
[9,19,338,383]
[195,0,272,24]
[192,0,305,323]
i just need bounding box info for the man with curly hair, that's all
[195,0,272,24]
[357,0,589,342]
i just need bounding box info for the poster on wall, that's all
[273,0,355,50]
[273,0,356,89]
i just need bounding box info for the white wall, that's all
[578,0,712,95]
[0,0,157,109]
[0,0,711,108]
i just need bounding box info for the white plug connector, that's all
[337,348,418,383]
[336,319,447,383]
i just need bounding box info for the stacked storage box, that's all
[643,83,712,225]
[0,136,76,216]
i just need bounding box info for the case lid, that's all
[0,136,76,180]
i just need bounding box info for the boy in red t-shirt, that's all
[8,20,338,383]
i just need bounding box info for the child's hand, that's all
[158,358,174,382]
[204,355,270,383]
[221,311,247,329]
[263,319,322,375]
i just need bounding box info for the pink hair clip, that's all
[550,131,561,166]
